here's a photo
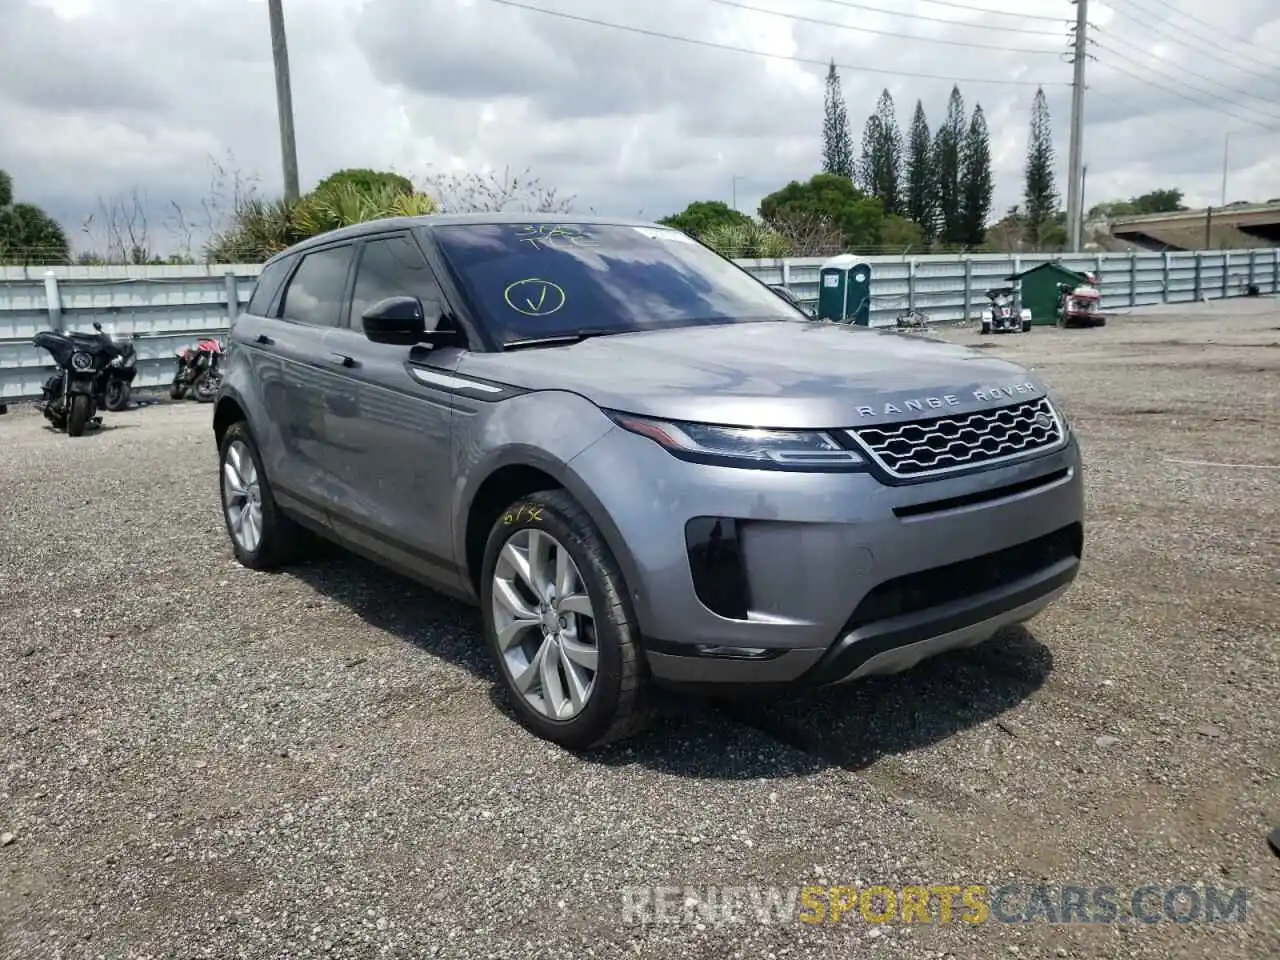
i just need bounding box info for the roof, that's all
[1006,262,1088,281]
[266,212,663,265]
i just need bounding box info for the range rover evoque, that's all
[213,215,1084,749]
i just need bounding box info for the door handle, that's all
[256,334,273,345]
[329,353,356,368]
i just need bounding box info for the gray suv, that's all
[213,215,1084,749]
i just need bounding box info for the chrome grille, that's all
[848,396,1064,478]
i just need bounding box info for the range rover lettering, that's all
[213,215,1084,750]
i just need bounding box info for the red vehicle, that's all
[171,337,224,402]
[1055,272,1106,328]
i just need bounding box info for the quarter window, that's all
[246,256,293,317]
[279,245,354,328]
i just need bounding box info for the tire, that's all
[170,380,187,400]
[480,489,652,750]
[66,393,90,437]
[980,322,992,335]
[218,420,309,569]
[104,379,130,411]
[194,373,219,403]
[1021,320,1032,333]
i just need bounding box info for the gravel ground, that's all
[2,301,1277,959]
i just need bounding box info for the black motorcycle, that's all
[32,322,129,436]
[96,331,138,411]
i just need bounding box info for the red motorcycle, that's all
[170,337,224,402]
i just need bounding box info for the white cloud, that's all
[3,0,1278,254]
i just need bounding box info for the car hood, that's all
[456,320,1048,428]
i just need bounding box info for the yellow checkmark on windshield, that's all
[525,286,547,312]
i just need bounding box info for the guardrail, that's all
[3,248,1278,399]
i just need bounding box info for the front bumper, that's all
[567,426,1084,686]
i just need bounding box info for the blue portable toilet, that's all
[816,254,872,325]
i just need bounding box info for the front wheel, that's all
[66,393,91,437]
[980,321,992,335]
[170,379,187,400]
[104,379,131,411]
[480,490,652,750]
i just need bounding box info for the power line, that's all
[1095,57,1280,132]
[705,0,1065,54]
[1129,0,1280,62]
[804,0,1068,35]
[1094,36,1280,122]
[851,0,1068,23]
[1087,89,1275,139]
[479,0,1068,86]
[1102,0,1278,79]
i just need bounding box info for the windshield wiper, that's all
[503,329,619,351]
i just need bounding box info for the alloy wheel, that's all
[222,440,264,553]
[491,528,599,720]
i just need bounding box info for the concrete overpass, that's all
[1109,202,1280,251]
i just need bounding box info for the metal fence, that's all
[3,248,1278,399]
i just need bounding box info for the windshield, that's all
[430,222,804,345]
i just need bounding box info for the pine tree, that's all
[959,104,994,247]
[932,85,967,246]
[905,100,936,241]
[822,61,854,179]
[1024,86,1058,249]
[859,89,902,215]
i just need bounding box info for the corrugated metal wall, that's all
[2,250,1277,399]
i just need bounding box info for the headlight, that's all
[69,351,95,372]
[608,412,865,471]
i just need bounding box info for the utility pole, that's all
[1066,0,1089,253]
[268,0,300,203]
[732,175,743,211]
[1080,163,1088,247]
[1220,132,1231,206]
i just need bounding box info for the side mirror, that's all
[93,321,103,332]
[361,296,436,345]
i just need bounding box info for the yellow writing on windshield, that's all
[503,278,567,317]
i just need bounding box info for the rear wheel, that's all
[980,321,992,335]
[104,379,130,411]
[480,490,652,750]
[1021,320,1032,333]
[66,393,90,437]
[218,421,308,569]
[194,372,220,403]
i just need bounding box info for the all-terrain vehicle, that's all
[980,286,1032,335]
[1056,273,1106,328]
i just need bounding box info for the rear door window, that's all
[279,245,355,328]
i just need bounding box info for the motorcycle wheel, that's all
[980,321,992,335]
[170,380,188,400]
[194,373,220,403]
[67,394,91,437]
[105,379,131,411]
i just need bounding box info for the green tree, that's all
[959,104,994,247]
[311,168,414,199]
[904,100,936,242]
[0,169,70,265]
[759,173,884,250]
[859,89,903,215]
[933,85,967,246]
[1023,86,1058,249]
[657,200,752,237]
[821,61,854,179]
[1089,188,1187,219]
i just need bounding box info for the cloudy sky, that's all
[3,0,1278,255]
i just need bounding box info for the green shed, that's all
[1007,262,1089,325]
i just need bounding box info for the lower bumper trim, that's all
[802,557,1079,685]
